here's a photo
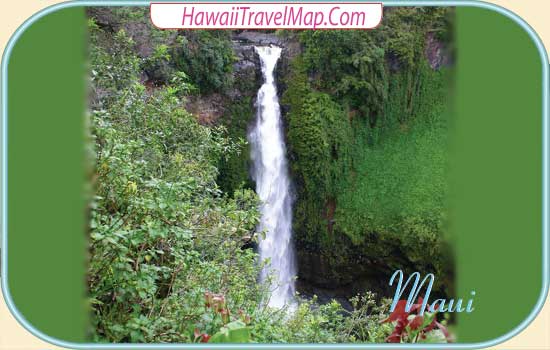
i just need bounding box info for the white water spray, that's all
[249,46,296,308]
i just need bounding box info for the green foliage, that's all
[299,30,387,122]
[209,321,251,343]
[89,22,265,342]
[286,87,353,245]
[216,53,261,195]
[89,25,141,104]
[88,8,234,91]
[88,12,403,344]
[143,43,176,84]
[337,64,449,245]
[251,293,393,343]
[382,7,453,67]
[173,31,235,93]
[217,97,255,194]
[285,8,454,290]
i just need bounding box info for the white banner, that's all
[150,3,383,30]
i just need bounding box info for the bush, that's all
[89,21,265,342]
[173,31,235,94]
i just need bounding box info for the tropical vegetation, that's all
[87,7,454,344]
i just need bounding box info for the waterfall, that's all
[249,46,296,308]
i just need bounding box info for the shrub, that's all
[173,31,235,94]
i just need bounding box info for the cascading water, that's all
[249,46,296,308]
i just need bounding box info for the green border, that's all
[1,1,548,349]
[5,5,86,342]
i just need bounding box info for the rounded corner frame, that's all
[0,0,548,349]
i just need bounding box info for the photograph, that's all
[86,6,455,344]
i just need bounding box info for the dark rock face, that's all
[233,31,285,47]
[86,7,121,32]
[425,32,453,69]
[186,39,262,125]
[295,244,452,309]
[185,93,226,126]
[230,31,302,87]
[230,41,262,100]
[233,43,259,72]
[296,250,395,309]
[186,41,262,125]
[295,241,399,308]
[229,31,302,124]
[87,7,178,59]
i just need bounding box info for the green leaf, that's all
[209,321,250,343]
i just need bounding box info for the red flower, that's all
[382,297,424,323]
[383,298,452,344]
[409,315,424,330]
[194,328,210,343]
[386,333,401,343]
